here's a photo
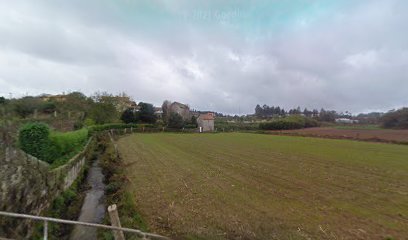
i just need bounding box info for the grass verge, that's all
[97,133,148,240]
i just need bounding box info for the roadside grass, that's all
[117,133,408,240]
[98,133,149,240]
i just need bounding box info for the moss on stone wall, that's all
[0,137,96,239]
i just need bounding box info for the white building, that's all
[335,118,359,124]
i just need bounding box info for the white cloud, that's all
[0,0,407,114]
[344,50,380,69]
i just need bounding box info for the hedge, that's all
[50,128,89,157]
[19,123,51,162]
[19,123,88,164]
[259,116,320,130]
[87,123,156,135]
[215,121,260,131]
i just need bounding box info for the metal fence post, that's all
[43,220,48,240]
[108,204,125,240]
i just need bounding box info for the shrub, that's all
[49,128,89,157]
[13,96,42,118]
[83,118,96,127]
[19,123,54,163]
[19,123,88,164]
[88,102,118,124]
[106,182,121,195]
[190,116,198,128]
[121,108,138,124]
[184,124,198,129]
[40,101,57,114]
[87,123,160,135]
[215,120,259,131]
[138,102,157,123]
[381,108,408,129]
[304,117,320,128]
[73,121,84,130]
[167,112,184,129]
[259,116,319,130]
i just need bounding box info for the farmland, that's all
[269,127,408,144]
[117,133,408,240]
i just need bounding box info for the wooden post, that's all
[108,204,125,240]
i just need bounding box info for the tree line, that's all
[380,108,408,129]
[254,104,346,122]
[0,92,158,129]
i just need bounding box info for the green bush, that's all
[259,116,319,130]
[106,182,121,195]
[381,108,408,129]
[87,123,156,135]
[19,123,88,164]
[167,112,184,129]
[120,108,138,124]
[215,121,259,131]
[50,128,88,157]
[184,124,198,129]
[19,123,53,163]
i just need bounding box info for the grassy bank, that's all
[18,123,89,167]
[97,133,148,240]
[117,133,408,240]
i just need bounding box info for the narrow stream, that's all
[70,157,106,240]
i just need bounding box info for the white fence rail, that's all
[0,210,169,240]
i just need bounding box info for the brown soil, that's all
[117,133,408,240]
[268,127,408,144]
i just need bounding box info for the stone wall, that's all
[198,119,214,132]
[0,137,93,238]
[169,102,191,121]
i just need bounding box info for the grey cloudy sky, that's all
[0,0,407,114]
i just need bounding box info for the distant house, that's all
[107,96,137,112]
[39,94,67,102]
[154,107,163,119]
[335,118,359,124]
[197,112,215,132]
[169,102,191,121]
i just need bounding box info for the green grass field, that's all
[117,133,408,240]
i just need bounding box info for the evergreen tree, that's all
[121,108,137,124]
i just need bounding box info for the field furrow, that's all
[117,133,408,240]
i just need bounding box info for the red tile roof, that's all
[199,113,215,120]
